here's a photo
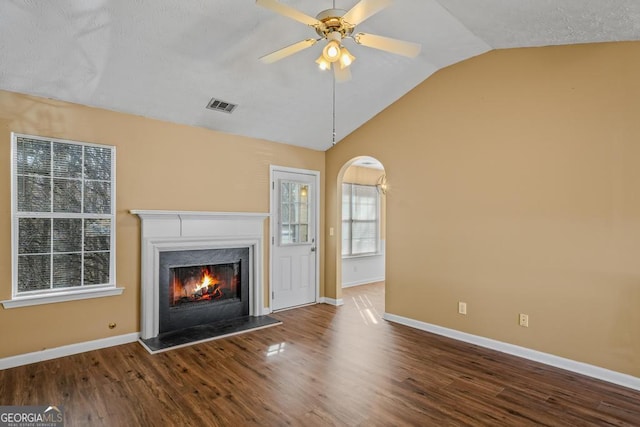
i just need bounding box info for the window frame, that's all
[3,133,122,308]
[342,182,380,257]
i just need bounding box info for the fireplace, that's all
[158,247,249,333]
[131,210,268,340]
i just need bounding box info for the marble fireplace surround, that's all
[131,210,269,340]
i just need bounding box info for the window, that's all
[342,183,379,256]
[7,133,120,307]
[279,180,310,245]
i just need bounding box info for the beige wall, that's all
[0,90,324,358]
[343,165,383,185]
[326,42,640,377]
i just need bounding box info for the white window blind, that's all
[11,133,116,297]
[342,183,379,256]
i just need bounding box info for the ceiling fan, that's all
[256,0,421,82]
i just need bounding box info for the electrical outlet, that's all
[519,313,529,327]
[329,227,334,236]
[458,302,467,315]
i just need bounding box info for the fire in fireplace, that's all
[158,247,250,334]
[170,262,240,306]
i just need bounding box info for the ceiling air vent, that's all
[206,98,237,113]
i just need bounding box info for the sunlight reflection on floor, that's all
[352,293,380,325]
[266,342,286,357]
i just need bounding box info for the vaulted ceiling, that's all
[1,1,639,151]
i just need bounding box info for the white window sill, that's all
[342,252,383,260]
[1,287,125,309]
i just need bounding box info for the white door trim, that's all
[269,165,320,311]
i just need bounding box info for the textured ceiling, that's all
[1,1,639,151]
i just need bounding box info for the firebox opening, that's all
[158,247,250,334]
[170,262,240,307]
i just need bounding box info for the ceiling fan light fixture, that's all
[316,55,331,71]
[257,0,421,78]
[323,40,341,62]
[339,47,355,69]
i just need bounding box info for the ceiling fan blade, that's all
[342,0,392,26]
[334,65,352,83]
[354,33,421,58]
[259,39,317,64]
[256,0,320,26]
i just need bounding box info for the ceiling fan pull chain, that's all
[332,72,336,146]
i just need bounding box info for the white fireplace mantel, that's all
[131,210,269,339]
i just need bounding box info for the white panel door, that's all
[271,169,317,311]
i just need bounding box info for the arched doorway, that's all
[337,156,386,306]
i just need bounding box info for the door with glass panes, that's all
[271,170,317,311]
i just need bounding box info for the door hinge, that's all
[272,181,274,190]
[272,291,274,299]
[272,236,274,245]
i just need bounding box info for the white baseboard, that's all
[320,297,344,306]
[0,333,139,371]
[261,306,272,315]
[383,313,640,392]
[342,276,385,288]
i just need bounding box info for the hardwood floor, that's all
[1,282,639,426]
